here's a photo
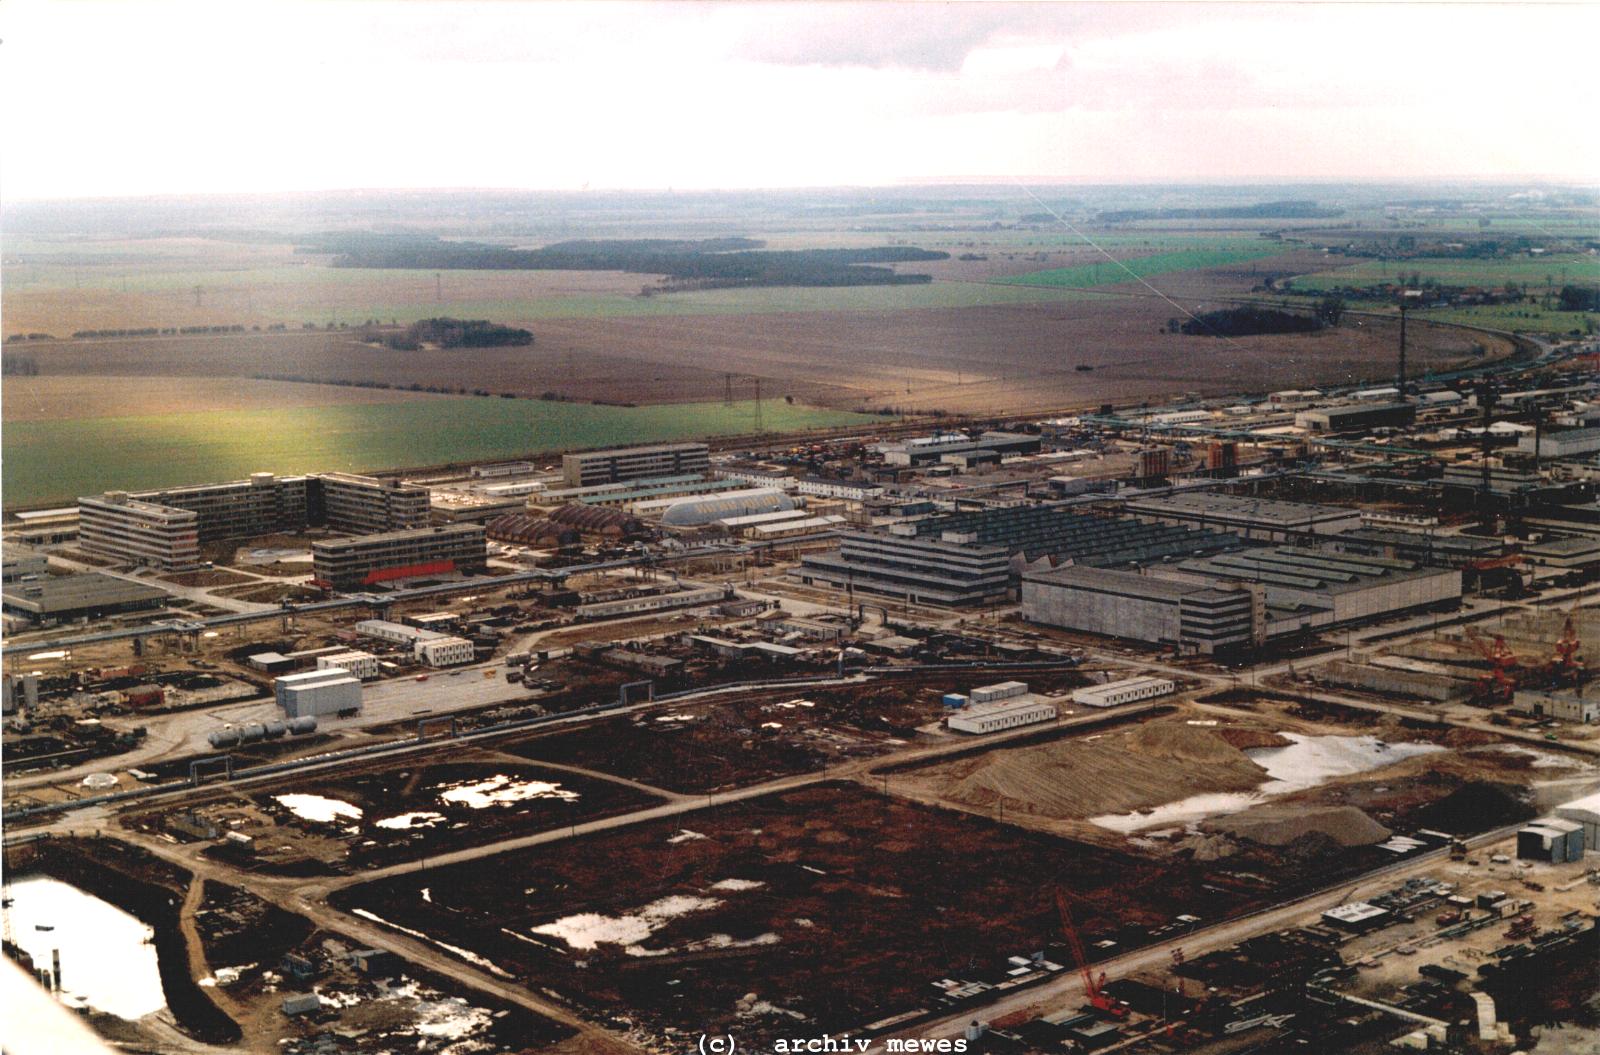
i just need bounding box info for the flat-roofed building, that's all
[948,695,1057,734]
[78,492,201,569]
[76,471,429,566]
[2,571,169,623]
[796,506,1241,607]
[1122,492,1361,542]
[311,523,486,589]
[275,668,361,718]
[561,442,710,488]
[1022,565,1259,654]
[1072,676,1177,708]
[315,472,430,535]
[316,650,380,680]
[2,545,50,582]
[416,636,475,667]
[1156,546,1460,637]
[1295,402,1416,433]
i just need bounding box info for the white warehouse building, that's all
[275,668,362,718]
[1072,676,1176,709]
[948,696,1058,734]
[317,650,379,680]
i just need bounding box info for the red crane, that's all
[1543,609,1587,687]
[1464,627,1519,705]
[1056,890,1126,1018]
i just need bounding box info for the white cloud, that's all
[0,0,1594,199]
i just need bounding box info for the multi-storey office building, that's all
[311,523,487,589]
[316,472,430,534]
[78,492,202,569]
[561,443,711,488]
[77,471,429,566]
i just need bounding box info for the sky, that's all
[2,0,1596,200]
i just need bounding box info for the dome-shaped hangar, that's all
[660,488,797,528]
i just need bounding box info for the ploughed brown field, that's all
[4,292,1502,421]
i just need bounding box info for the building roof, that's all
[660,488,797,527]
[1123,491,1358,527]
[2,572,168,615]
[1174,546,1439,594]
[1023,563,1218,603]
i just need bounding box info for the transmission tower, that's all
[752,377,763,433]
[723,372,735,407]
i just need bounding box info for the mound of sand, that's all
[916,719,1269,820]
[1216,728,1293,751]
[1206,805,1391,848]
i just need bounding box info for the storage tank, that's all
[287,716,319,736]
[238,722,267,744]
[263,720,288,739]
[208,727,241,749]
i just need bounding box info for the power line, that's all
[1008,178,1255,357]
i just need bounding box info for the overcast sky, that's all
[3,0,1596,200]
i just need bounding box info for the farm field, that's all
[1286,252,1599,292]
[0,375,447,423]
[1,396,879,507]
[995,242,1285,289]
[1408,302,1596,336]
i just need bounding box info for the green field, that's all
[1,398,880,508]
[1287,253,1600,292]
[993,243,1285,289]
[288,279,1112,325]
[1409,302,1597,336]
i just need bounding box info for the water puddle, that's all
[375,811,447,830]
[434,774,578,809]
[1091,733,1445,833]
[274,793,363,824]
[7,876,166,1020]
[710,878,765,891]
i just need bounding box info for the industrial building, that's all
[1321,902,1392,933]
[274,668,362,718]
[1510,686,1598,724]
[77,471,429,567]
[1155,546,1461,638]
[574,585,732,620]
[311,523,487,589]
[1327,528,1502,567]
[947,682,1057,734]
[560,442,710,488]
[1021,566,1259,654]
[655,488,798,528]
[1554,791,1600,849]
[1518,427,1600,459]
[1122,492,1361,542]
[1516,819,1585,863]
[351,619,476,666]
[794,506,1240,606]
[316,650,380,680]
[2,546,50,582]
[879,431,1041,466]
[1,572,169,624]
[1294,402,1416,433]
[1071,676,1177,708]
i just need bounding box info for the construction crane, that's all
[1055,890,1127,1018]
[1540,608,1587,688]
[1464,627,1519,706]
